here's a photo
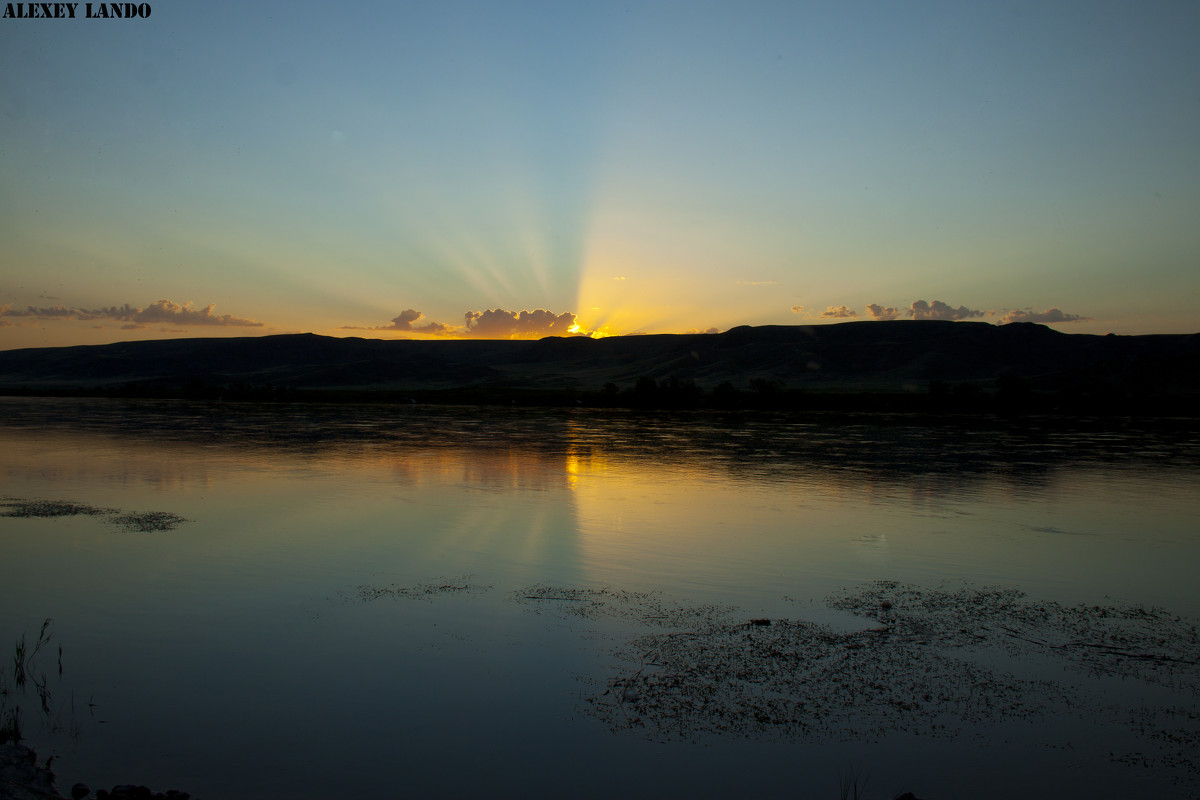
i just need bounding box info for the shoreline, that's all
[0,744,192,800]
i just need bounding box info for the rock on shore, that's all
[0,746,192,800]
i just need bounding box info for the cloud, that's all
[908,300,984,321]
[342,308,593,339]
[998,307,1091,325]
[385,309,424,330]
[865,303,903,320]
[790,305,804,314]
[118,300,263,327]
[462,308,583,339]
[685,327,720,334]
[1,304,75,319]
[821,305,858,318]
[863,300,1082,324]
[0,300,263,327]
[342,308,451,334]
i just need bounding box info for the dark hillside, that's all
[0,322,1197,410]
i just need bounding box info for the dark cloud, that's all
[854,301,1085,325]
[1,304,76,319]
[385,309,424,330]
[342,308,589,338]
[120,300,262,327]
[908,300,984,321]
[0,300,262,327]
[821,305,858,318]
[790,305,804,314]
[462,308,582,339]
[866,303,903,320]
[999,308,1090,325]
[341,308,450,334]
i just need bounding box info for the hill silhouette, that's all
[0,321,1197,412]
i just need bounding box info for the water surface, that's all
[2,398,1198,798]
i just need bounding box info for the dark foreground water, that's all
[2,397,1198,799]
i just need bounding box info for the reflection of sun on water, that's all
[564,451,582,490]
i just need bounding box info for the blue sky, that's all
[2,0,1198,347]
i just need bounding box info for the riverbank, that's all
[0,745,192,800]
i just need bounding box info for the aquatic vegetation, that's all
[515,585,733,629]
[354,577,492,603]
[0,499,115,519]
[0,705,21,745]
[11,619,53,689]
[0,497,188,533]
[1,620,79,746]
[107,511,189,533]
[828,581,1200,689]
[838,767,869,800]
[590,613,1060,743]
[1,623,187,798]
[509,582,1200,791]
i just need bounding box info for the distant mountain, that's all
[0,321,1197,401]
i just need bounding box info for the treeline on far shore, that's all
[1,374,1196,417]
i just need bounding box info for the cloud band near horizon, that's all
[344,307,589,339]
[0,300,263,328]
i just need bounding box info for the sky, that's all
[2,0,1199,349]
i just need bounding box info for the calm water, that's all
[1,397,1198,799]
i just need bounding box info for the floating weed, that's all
[0,498,115,518]
[355,577,492,603]
[108,511,189,532]
[525,581,1200,793]
[590,614,1058,744]
[828,581,1200,687]
[0,497,189,533]
[515,585,733,629]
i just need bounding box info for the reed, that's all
[12,618,53,687]
[838,767,870,800]
[2,619,60,744]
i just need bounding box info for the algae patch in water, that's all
[0,497,189,532]
[0,499,116,519]
[828,581,1200,690]
[515,581,1200,790]
[514,585,733,629]
[354,577,492,603]
[106,511,190,533]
